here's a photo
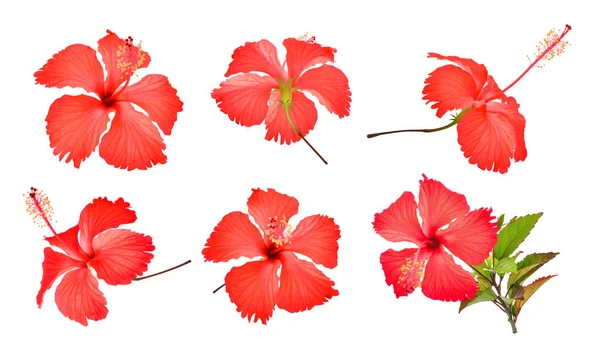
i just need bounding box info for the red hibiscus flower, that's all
[367,25,571,174]
[373,175,498,301]
[421,53,527,173]
[34,30,183,170]
[203,188,341,324]
[211,35,351,164]
[28,189,155,325]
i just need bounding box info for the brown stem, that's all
[133,260,192,281]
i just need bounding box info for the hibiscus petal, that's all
[421,248,478,301]
[276,251,339,313]
[247,188,299,231]
[45,226,89,261]
[34,44,105,97]
[437,208,498,265]
[295,65,351,118]
[88,229,155,285]
[418,175,469,236]
[117,74,183,135]
[280,215,340,268]
[98,30,151,95]
[283,38,336,79]
[211,73,278,127]
[373,192,427,244]
[45,95,110,168]
[55,268,108,326]
[203,211,268,262]
[98,101,167,170]
[422,65,478,118]
[36,248,86,308]
[78,197,137,256]
[457,101,527,174]
[265,91,318,144]
[427,53,488,94]
[224,39,284,79]
[225,259,281,324]
[380,248,430,298]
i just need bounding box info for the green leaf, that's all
[459,288,497,313]
[494,213,543,260]
[496,214,505,228]
[495,257,518,275]
[514,275,556,320]
[507,252,559,290]
[471,257,492,281]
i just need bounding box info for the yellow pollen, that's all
[397,257,426,293]
[116,36,146,78]
[296,32,316,43]
[265,216,292,247]
[24,187,55,228]
[527,27,571,68]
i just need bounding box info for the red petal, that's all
[247,188,299,231]
[45,95,110,168]
[34,44,105,97]
[276,251,339,313]
[224,39,284,79]
[117,74,183,135]
[98,30,151,95]
[55,268,108,326]
[88,229,155,285]
[45,226,89,261]
[438,208,498,265]
[202,211,268,262]
[265,91,318,144]
[78,197,137,256]
[421,248,477,301]
[295,65,351,118]
[373,192,427,244]
[422,65,478,118]
[211,73,278,127]
[98,101,167,170]
[283,38,336,79]
[380,248,430,298]
[418,175,469,236]
[225,259,281,324]
[280,215,340,268]
[36,248,86,308]
[457,101,527,174]
[427,53,488,94]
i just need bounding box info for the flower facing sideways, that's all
[203,188,341,324]
[34,30,184,170]
[26,188,155,325]
[211,35,351,164]
[373,176,498,301]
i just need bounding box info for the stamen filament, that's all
[502,24,571,93]
[27,188,58,236]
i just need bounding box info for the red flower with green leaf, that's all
[373,175,498,301]
[26,188,154,326]
[211,34,351,164]
[203,188,340,324]
[34,30,183,170]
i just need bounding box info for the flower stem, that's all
[213,283,225,293]
[284,105,328,165]
[502,24,571,93]
[133,260,192,281]
[366,120,458,139]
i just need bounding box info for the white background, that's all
[1,0,597,353]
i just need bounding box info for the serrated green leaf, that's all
[495,257,518,274]
[513,275,556,320]
[497,214,505,228]
[459,288,497,313]
[494,213,543,260]
[507,252,559,290]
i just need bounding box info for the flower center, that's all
[424,236,440,250]
[265,216,292,248]
[117,36,146,78]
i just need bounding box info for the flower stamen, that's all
[24,187,58,235]
[265,216,292,247]
[116,35,146,78]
